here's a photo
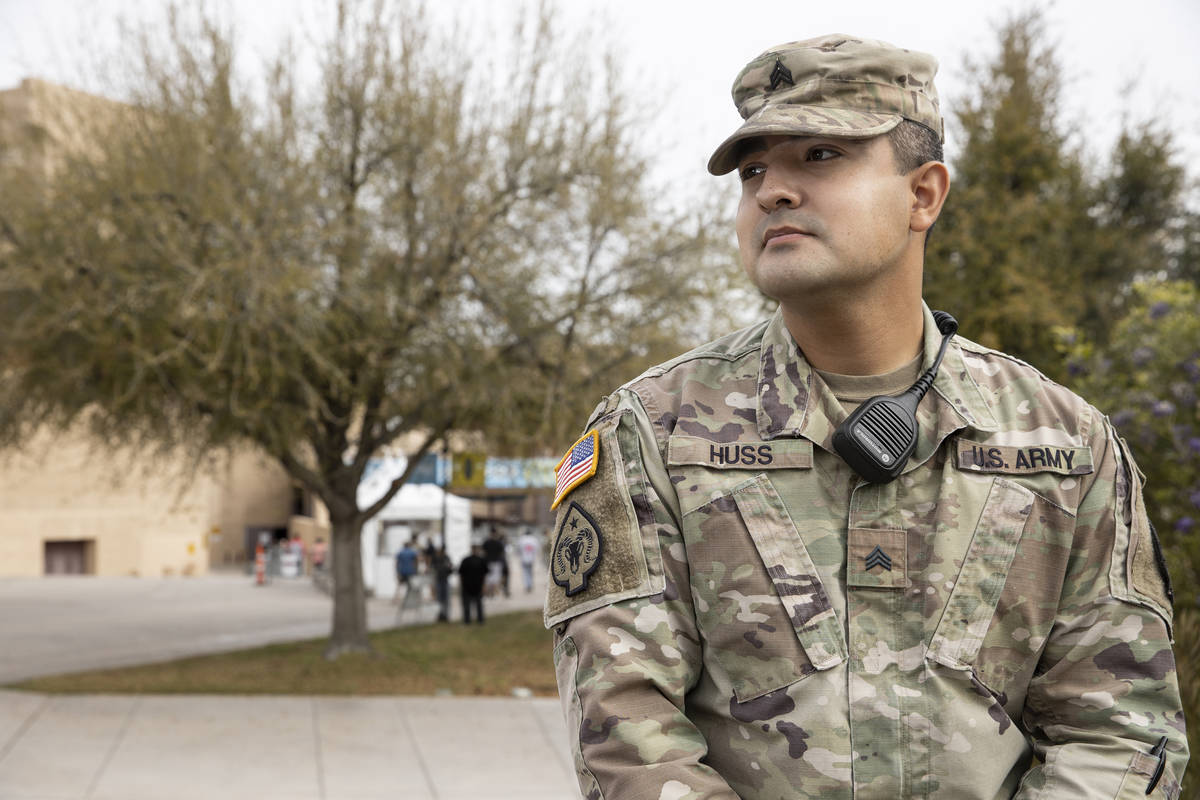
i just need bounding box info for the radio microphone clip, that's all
[831,311,958,484]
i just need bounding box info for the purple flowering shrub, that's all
[1062,280,1200,610]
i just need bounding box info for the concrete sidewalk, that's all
[0,569,576,798]
[0,569,548,684]
[0,691,578,799]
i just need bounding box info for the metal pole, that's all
[441,441,450,548]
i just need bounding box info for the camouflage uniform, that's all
[545,35,1187,800]
[545,306,1186,799]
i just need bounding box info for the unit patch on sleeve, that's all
[543,408,661,630]
[551,430,599,510]
[551,502,603,596]
[1116,435,1175,622]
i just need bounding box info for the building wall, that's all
[0,77,121,179]
[0,426,208,576]
[0,78,331,577]
[0,425,307,577]
[208,448,302,566]
[466,488,554,531]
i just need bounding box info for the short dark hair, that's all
[886,120,943,248]
[886,119,942,174]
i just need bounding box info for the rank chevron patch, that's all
[865,545,893,572]
[769,58,794,90]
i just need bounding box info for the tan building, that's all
[463,487,554,532]
[0,425,326,577]
[0,77,329,576]
[0,77,116,178]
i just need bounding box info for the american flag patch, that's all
[551,430,599,510]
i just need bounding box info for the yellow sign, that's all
[451,453,486,490]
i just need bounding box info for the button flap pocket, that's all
[731,475,847,667]
[928,478,1034,669]
[683,474,846,702]
[847,528,909,589]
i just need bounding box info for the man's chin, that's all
[747,269,857,305]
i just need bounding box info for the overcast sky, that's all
[2,0,1198,192]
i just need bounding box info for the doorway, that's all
[44,539,95,575]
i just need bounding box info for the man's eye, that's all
[807,147,840,161]
[739,164,765,182]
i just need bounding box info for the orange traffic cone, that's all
[254,543,267,586]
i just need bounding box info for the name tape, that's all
[667,435,813,469]
[954,438,1093,476]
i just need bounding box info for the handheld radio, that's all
[831,311,958,483]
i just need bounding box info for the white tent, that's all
[357,459,472,598]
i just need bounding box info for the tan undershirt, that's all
[815,352,924,415]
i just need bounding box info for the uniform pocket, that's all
[682,473,846,702]
[927,477,1034,669]
[1115,751,1180,800]
[553,635,605,799]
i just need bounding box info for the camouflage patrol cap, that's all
[707,34,944,175]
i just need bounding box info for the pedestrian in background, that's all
[431,547,453,622]
[482,527,506,598]
[394,539,418,604]
[458,544,488,624]
[517,528,540,594]
[310,537,327,573]
[288,532,305,565]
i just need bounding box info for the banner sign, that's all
[451,452,487,490]
[484,457,556,489]
[367,454,557,491]
[409,453,448,485]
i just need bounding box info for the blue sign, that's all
[410,453,448,485]
[484,457,556,489]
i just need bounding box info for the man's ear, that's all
[909,161,950,233]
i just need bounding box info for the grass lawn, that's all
[9,609,559,697]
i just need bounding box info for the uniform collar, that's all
[756,304,998,456]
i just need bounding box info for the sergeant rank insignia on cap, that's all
[768,58,793,90]
[552,502,603,596]
[551,430,598,510]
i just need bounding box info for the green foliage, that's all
[925,11,1195,380]
[926,10,1086,366]
[0,1,731,655]
[1061,280,1200,611]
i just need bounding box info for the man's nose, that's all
[756,168,804,210]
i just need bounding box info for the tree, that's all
[1061,280,1200,608]
[0,1,729,657]
[925,10,1085,368]
[1060,280,1200,795]
[925,10,1195,378]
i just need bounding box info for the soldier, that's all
[543,34,1188,800]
